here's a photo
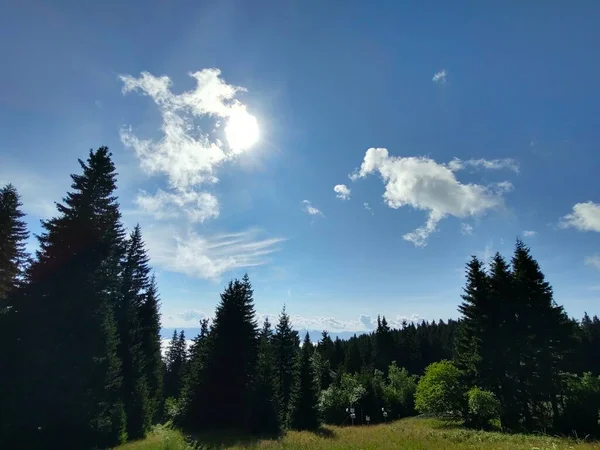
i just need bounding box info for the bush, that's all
[466,387,500,428]
[415,360,465,419]
[557,372,600,437]
[383,362,418,418]
[163,397,182,423]
[319,373,366,424]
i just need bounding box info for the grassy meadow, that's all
[114,418,600,450]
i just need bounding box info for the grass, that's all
[115,418,600,450]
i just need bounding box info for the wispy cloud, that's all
[350,148,513,247]
[334,184,351,200]
[432,69,447,84]
[448,157,519,173]
[302,200,323,216]
[144,225,285,281]
[461,223,474,235]
[559,202,600,232]
[135,189,219,223]
[523,230,537,237]
[585,255,600,271]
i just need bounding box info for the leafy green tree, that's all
[466,387,501,428]
[319,373,366,424]
[382,362,418,418]
[17,147,127,448]
[251,318,281,434]
[290,332,321,430]
[273,306,298,425]
[415,360,465,419]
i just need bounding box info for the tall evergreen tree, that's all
[374,315,393,373]
[138,274,163,422]
[0,184,29,442]
[164,330,187,400]
[289,332,321,430]
[345,334,363,374]
[273,306,299,425]
[16,147,127,448]
[251,318,281,434]
[117,225,152,438]
[193,275,258,430]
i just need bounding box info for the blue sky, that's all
[2,0,600,334]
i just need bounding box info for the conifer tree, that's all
[251,318,281,434]
[18,147,127,447]
[195,275,258,430]
[164,330,187,400]
[345,335,363,374]
[290,332,321,430]
[0,184,29,443]
[273,306,299,425]
[374,315,393,373]
[138,274,163,422]
[117,225,152,438]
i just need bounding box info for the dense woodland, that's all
[2,147,600,449]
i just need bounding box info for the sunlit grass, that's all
[115,417,600,449]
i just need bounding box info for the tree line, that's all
[2,147,600,449]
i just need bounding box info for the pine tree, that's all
[180,319,210,427]
[273,306,299,425]
[374,315,393,373]
[117,225,152,438]
[345,335,363,374]
[290,332,321,430]
[0,184,29,304]
[164,330,187,400]
[251,318,281,434]
[0,184,29,443]
[138,275,163,422]
[17,147,127,447]
[194,274,258,430]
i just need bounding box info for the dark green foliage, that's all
[273,306,299,425]
[415,360,465,419]
[374,316,393,373]
[290,333,321,430]
[344,334,363,374]
[188,275,258,430]
[14,147,127,448]
[164,330,188,400]
[251,318,282,434]
[557,373,600,437]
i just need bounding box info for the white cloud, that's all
[334,184,351,200]
[302,200,323,216]
[136,188,219,223]
[178,309,208,322]
[560,202,600,232]
[363,202,371,211]
[523,230,537,237]
[461,223,474,235]
[432,69,447,84]
[448,158,519,173]
[585,255,600,271]
[351,148,511,247]
[144,225,284,280]
[359,314,375,330]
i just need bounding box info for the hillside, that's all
[115,418,600,450]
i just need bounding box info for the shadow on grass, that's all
[309,427,336,439]
[185,430,281,449]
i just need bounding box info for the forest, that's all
[2,146,600,449]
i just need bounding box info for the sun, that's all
[225,110,260,152]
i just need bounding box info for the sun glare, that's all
[225,110,260,152]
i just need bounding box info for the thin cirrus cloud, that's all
[144,225,285,281]
[119,69,283,279]
[523,230,537,237]
[448,157,519,173]
[461,223,474,235]
[585,255,600,271]
[349,148,514,247]
[432,69,447,84]
[302,200,323,216]
[334,184,351,200]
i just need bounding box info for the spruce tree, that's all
[273,306,299,425]
[0,184,29,303]
[117,225,152,438]
[180,318,210,427]
[374,315,393,373]
[164,330,187,400]
[344,335,363,374]
[18,147,126,447]
[196,274,258,430]
[289,332,321,430]
[0,184,29,443]
[138,274,163,422]
[251,318,281,434]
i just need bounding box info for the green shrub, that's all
[319,373,366,424]
[414,360,465,419]
[382,362,418,417]
[163,397,182,423]
[466,386,500,427]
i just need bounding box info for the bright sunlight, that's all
[225,109,260,152]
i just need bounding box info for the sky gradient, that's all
[2,0,600,335]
